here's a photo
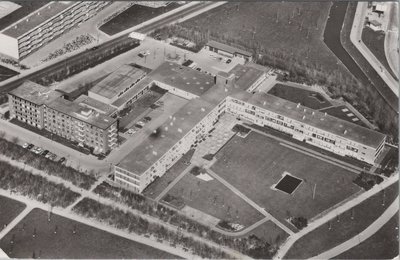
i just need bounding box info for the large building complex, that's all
[113,62,386,193]
[9,81,118,153]
[0,1,110,59]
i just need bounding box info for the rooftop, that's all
[149,62,215,97]
[228,64,266,91]
[117,97,215,174]
[46,97,117,129]
[369,20,382,26]
[245,92,386,148]
[0,1,47,32]
[2,1,76,38]
[206,40,253,57]
[9,80,62,105]
[90,65,147,100]
[111,77,154,108]
[74,95,117,116]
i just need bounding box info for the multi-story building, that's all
[113,62,386,193]
[0,1,110,60]
[9,81,118,153]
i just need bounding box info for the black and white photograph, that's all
[0,0,398,259]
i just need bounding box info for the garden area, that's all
[0,196,26,229]
[99,3,181,36]
[210,131,362,231]
[0,208,178,259]
[0,160,79,208]
[285,182,398,259]
[268,83,332,110]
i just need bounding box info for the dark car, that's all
[41,150,49,156]
[27,144,34,150]
[138,53,144,58]
[59,157,66,164]
[135,124,143,129]
[226,59,232,64]
[196,67,201,71]
[143,116,152,122]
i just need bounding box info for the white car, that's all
[34,147,43,154]
[136,121,145,127]
[22,143,29,148]
[127,128,137,135]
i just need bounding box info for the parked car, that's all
[22,143,30,149]
[45,153,52,158]
[142,116,151,122]
[49,154,57,161]
[226,59,232,64]
[136,121,145,127]
[41,150,49,156]
[59,157,66,164]
[34,147,43,154]
[196,67,201,71]
[27,144,34,150]
[127,128,137,135]
[135,124,143,129]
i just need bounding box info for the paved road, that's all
[351,2,398,96]
[0,2,216,93]
[384,2,399,79]
[310,198,399,259]
[207,168,295,236]
[274,173,398,259]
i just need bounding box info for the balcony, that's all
[109,136,117,143]
[108,131,117,138]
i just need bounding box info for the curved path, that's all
[384,2,399,79]
[310,197,399,259]
[274,173,398,259]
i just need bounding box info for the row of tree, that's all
[0,160,79,208]
[0,137,96,189]
[73,198,230,259]
[93,182,276,258]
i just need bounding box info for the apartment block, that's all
[0,1,110,59]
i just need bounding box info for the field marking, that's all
[207,169,295,236]
[279,142,360,174]
[0,206,33,240]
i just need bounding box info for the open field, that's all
[285,182,398,259]
[143,149,194,199]
[362,27,397,80]
[211,131,362,230]
[99,3,181,36]
[268,84,332,110]
[0,208,178,259]
[164,170,264,228]
[320,105,366,127]
[336,213,399,259]
[0,195,26,229]
[0,65,18,82]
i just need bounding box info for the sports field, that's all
[0,208,178,259]
[211,131,362,229]
[268,83,332,110]
[0,196,26,229]
[164,171,264,228]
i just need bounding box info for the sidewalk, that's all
[350,2,398,97]
[274,173,398,259]
[310,197,399,259]
[384,2,399,78]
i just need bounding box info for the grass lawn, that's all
[99,3,181,36]
[0,208,178,259]
[268,84,332,110]
[240,220,289,247]
[118,90,164,130]
[143,149,194,199]
[362,27,398,80]
[181,2,344,73]
[0,196,26,229]
[164,170,265,228]
[0,65,18,82]
[320,105,366,127]
[285,182,398,259]
[336,213,399,259]
[211,132,361,230]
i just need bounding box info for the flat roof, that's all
[3,2,76,38]
[117,97,215,175]
[206,40,253,57]
[0,1,47,32]
[149,62,215,97]
[229,64,266,91]
[369,20,382,26]
[245,92,386,148]
[9,80,62,105]
[46,97,117,130]
[111,77,153,108]
[74,95,117,116]
[90,65,147,100]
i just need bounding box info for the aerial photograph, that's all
[0,0,398,259]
